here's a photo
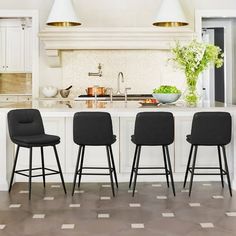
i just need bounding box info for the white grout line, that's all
[69,204,80,208]
[32,214,45,219]
[61,224,75,230]
[0,225,6,230]
[100,196,111,200]
[98,213,110,219]
[156,196,167,200]
[44,197,54,201]
[131,223,144,229]
[225,212,236,217]
[189,203,201,207]
[212,195,224,199]
[19,190,29,194]
[9,204,21,208]
[129,203,141,207]
[152,184,162,187]
[162,213,175,217]
[200,223,214,228]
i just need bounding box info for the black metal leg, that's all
[72,145,82,196]
[9,145,20,193]
[29,147,33,200]
[132,146,141,197]
[165,146,176,196]
[189,145,198,197]
[222,146,232,197]
[106,146,115,197]
[162,145,169,188]
[217,145,224,188]
[40,147,46,188]
[53,145,67,194]
[78,145,85,188]
[108,145,118,188]
[129,145,138,189]
[183,145,193,188]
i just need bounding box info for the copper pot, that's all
[86,87,106,96]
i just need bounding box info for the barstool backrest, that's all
[190,112,231,145]
[8,109,45,142]
[73,112,114,145]
[134,112,174,145]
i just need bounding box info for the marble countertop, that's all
[0,100,235,117]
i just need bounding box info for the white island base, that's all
[0,100,235,191]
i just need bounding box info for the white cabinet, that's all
[15,117,65,182]
[120,117,174,174]
[0,19,32,72]
[65,117,120,176]
[24,26,32,72]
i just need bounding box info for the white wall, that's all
[0,0,236,96]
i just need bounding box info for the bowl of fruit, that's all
[152,85,181,104]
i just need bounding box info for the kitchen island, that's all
[0,100,235,191]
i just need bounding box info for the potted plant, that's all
[170,40,224,106]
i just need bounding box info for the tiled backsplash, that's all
[62,50,186,96]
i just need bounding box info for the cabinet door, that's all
[5,27,24,72]
[175,116,219,173]
[120,117,174,174]
[15,117,65,182]
[0,27,5,71]
[24,26,32,72]
[65,117,120,176]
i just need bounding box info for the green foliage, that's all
[170,40,224,106]
[171,40,224,80]
[153,85,181,94]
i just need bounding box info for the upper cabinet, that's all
[0,19,32,73]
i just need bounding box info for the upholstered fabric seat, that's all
[7,109,66,200]
[72,112,118,197]
[183,112,232,196]
[129,112,175,197]
[13,134,60,147]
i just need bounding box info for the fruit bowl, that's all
[152,93,181,104]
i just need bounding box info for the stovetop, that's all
[75,94,152,101]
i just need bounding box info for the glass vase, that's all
[184,76,199,107]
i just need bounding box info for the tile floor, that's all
[0,182,235,236]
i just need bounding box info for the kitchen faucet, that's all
[116,72,124,95]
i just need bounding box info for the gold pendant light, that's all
[47,0,81,27]
[153,0,188,27]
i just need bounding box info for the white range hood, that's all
[39,27,195,67]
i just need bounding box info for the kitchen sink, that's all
[75,94,153,101]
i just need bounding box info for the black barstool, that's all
[72,112,118,196]
[8,109,67,200]
[183,112,232,196]
[129,112,175,197]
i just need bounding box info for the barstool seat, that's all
[183,112,232,196]
[72,112,118,197]
[13,134,60,147]
[129,112,176,197]
[8,109,67,200]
